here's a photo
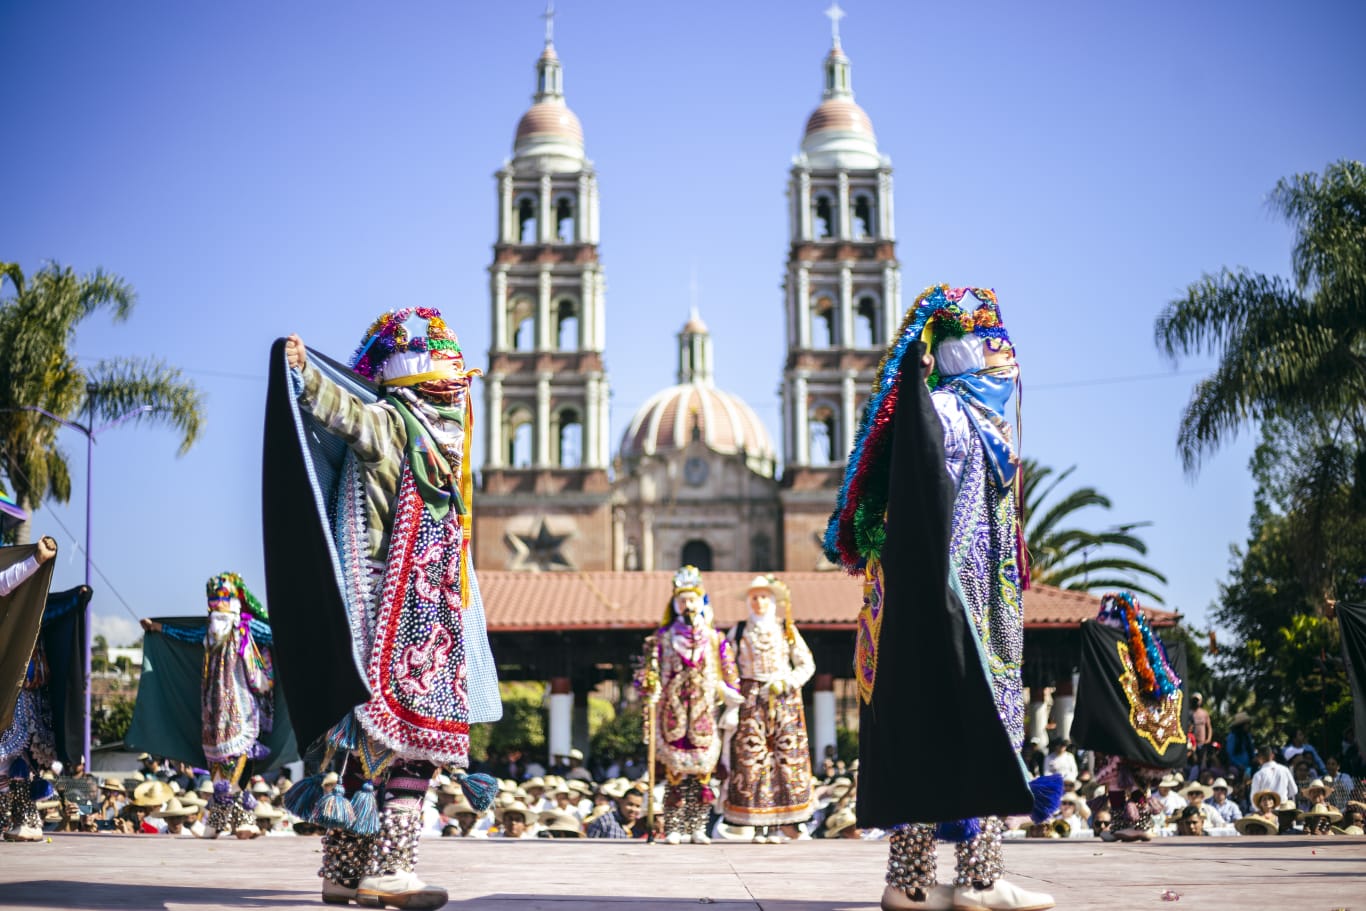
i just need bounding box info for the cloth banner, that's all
[0,544,55,733]
[1072,619,1191,768]
[125,617,297,770]
[1337,601,1366,755]
[39,586,91,766]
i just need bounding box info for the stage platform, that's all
[1,833,1362,910]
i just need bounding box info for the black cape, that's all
[124,617,298,770]
[856,343,1034,828]
[261,340,371,750]
[1071,619,1191,768]
[1338,601,1366,754]
[0,544,56,734]
[37,585,92,766]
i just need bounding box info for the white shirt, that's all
[1044,751,1078,782]
[1158,791,1187,816]
[0,555,40,597]
[1250,760,1298,803]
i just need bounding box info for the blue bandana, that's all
[944,371,1017,490]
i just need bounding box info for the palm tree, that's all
[1022,458,1167,602]
[0,261,204,543]
[1154,159,1366,474]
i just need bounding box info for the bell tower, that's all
[780,4,902,571]
[476,14,613,572]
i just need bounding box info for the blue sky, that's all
[3,0,1362,646]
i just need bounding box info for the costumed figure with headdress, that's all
[635,566,741,845]
[263,311,501,910]
[720,574,815,842]
[1071,591,1190,842]
[825,286,1059,911]
[141,571,276,837]
[0,537,59,843]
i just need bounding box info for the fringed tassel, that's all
[315,783,356,830]
[240,790,257,812]
[10,758,29,780]
[1029,774,1065,823]
[456,771,499,812]
[347,782,381,835]
[935,817,982,843]
[283,773,325,820]
[325,712,362,752]
[212,780,234,806]
[30,777,54,801]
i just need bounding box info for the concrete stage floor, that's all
[1,834,1362,910]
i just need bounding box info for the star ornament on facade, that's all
[507,519,575,571]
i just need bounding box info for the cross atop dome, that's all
[824,1,845,48]
[541,0,556,47]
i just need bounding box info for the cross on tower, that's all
[824,1,845,46]
[542,0,556,45]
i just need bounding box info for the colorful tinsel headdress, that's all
[349,307,465,387]
[205,571,268,621]
[672,565,705,597]
[821,284,1018,572]
[1098,592,1181,700]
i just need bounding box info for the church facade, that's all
[473,22,898,577]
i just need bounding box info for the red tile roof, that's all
[476,571,1178,632]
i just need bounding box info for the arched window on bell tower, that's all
[813,195,834,239]
[516,196,537,244]
[809,403,838,465]
[811,295,837,348]
[509,297,536,351]
[853,193,875,239]
[681,539,713,572]
[506,408,535,467]
[855,294,880,348]
[555,298,579,350]
[555,195,576,243]
[554,406,582,468]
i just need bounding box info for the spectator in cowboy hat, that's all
[439,795,485,838]
[1273,800,1303,835]
[1297,777,1333,812]
[522,777,549,813]
[1180,781,1223,829]
[1153,774,1187,818]
[1234,815,1278,836]
[1249,790,1281,823]
[823,807,860,839]
[1250,746,1298,805]
[97,778,127,819]
[564,748,593,783]
[538,809,584,838]
[493,801,536,839]
[1207,778,1242,824]
[1341,800,1366,831]
[1056,794,1088,833]
[153,799,198,837]
[1299,803,1342,836]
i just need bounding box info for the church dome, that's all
[621,383,777,478]
[513,43,586,166]
[800,44,882,169]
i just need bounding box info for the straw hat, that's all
[550,782,572,798]
[1181,781,1213,800]
[746,575,777,595]
[1331,824,1364,835]
[196,779,215,795]
[1234,816,1278,836]
[1273,800,1301,818]
[255,804,285,821]
[824,807,858,837]
[99,778,126,793]
[1157,775,1181,789]
[152,798,197,819]
[1251,790,1282,809]
[1301,803,1343,824]
[495,801,533,826]
[568,780,592,797]
[250,778,273,796]
[442,796,477,817]
[567,748,584,762]
[827,776,854,799]
[1298,778,1332,798]
[1210,778,1230,791]
[1230,711,1252,726]
[538,809,583,837]
[524,777,547,792]
[179,791,207,808]
[132,780,174,808]
[1347,800,1366,815]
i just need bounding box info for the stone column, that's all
[839,264,854,348]
[492,269,508,351]
[499,172,514,244]
[811,673,837,767]
[1027,687,1051,750]
[539,174,554,245]
[1052,677,1077,742]
[796,266,811,350]
[798,170,812,240]
[641,510,655,572]
[612,507,626,572]
[836,172,851,240]
[881,264,897,345]
[548,677,573,762]
[535,373,552,468]
[576,174,590,244]
[486,377,505,469]
[537,271,552,352]
[841,370,858,455]
[793,375,810,465]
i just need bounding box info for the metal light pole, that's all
[4,394,157,770]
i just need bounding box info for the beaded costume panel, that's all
[649,624,738,779]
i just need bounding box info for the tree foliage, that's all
[0,262,204,543]
[1021,459,1167,601]
[469,682,547,763]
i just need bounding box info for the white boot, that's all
[952,879,1055,911]
[881,884,954,910]
[691,828,711,845]
[355,871,448,910]
[664,830,682,845]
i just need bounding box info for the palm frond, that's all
[83,357,205,455]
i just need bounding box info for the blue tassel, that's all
[241,790,257,811]
[10,758,29,781]
[348,781,381,835]
[30,777,54,801]
[315,784,356,830]
[283,774,325,820]
[457,772,499,813]
[212,780,234,806]
[935,817,982,843]
[325,713,361,752]
[1029,774,1065,823]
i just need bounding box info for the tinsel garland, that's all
[1102,592,1181,698]
[349,307,457,381]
